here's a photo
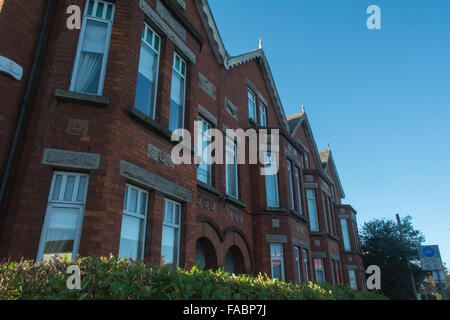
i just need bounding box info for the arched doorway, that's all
[195,238,218,270]
[224,246,245,274]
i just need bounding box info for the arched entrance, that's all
[224,245,245,275]
[195,237,218,270]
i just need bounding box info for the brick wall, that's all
[0,0,366,291]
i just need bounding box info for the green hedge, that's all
[0,255,387,300]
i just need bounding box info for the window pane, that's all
[73,19,108,94]
[87,0,94,16]
[51,175,63,201]
[63,176,76,201]
[265,174,279,207]
[118,215,142,260]
[140,192,147,215]
[169,71,184,131]
[161,225,178,270]
[164,201,173,224]
[76,176,87,202]
[135,42,157,116]
[272,260,282,280]
[248,91,256,120]
[341,219,352,251]
[42,207,79,262]
[128,188,138,213]
[95,2,104,18]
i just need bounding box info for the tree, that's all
[360,216,426,300]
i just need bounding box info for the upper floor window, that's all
[37,172,89,262]
[134,23,161,118]
[294,167,303,215]
[306,189,319,231]
[225,138,238,198]
[119,184,148,260]
[287,161,295,210]
[169,53,187,132]
[197,117,212,185]
[264,153,279,207]
[259,104,267,126]
[70,0,115,95]
[248,90,256,121]
[340,218,352,251]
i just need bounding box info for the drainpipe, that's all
[0,0,54,209]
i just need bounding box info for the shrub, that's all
[0,255,387,300]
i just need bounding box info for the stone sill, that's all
[127,106,174,142]
[289,211,309,223]
[55,89,109,107]
[264,206,287,213]
[225,195,246,209]
[197,181,221,196]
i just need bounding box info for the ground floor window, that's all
[118,184,149,260]
[270,243,285,281]
[303,249,309,282]
[37,172,89,262]
[348,269,358,290]
[314,258,325,283]
[161,199,181,270]
[295,247,302,282]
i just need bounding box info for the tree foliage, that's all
[360,215,426,300]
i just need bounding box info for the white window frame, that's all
[36,172,89,262]
[270,243,285,281]
[264,153,279,207]
[225,137,239,199]
[134,22,161,119]
[340,218,352,251]
[118,184,149,260]
[197,117,212,185]
[69,0,115,96]
[295,247,302,283]
[161,199,182,269]
[259,104,267,126]
[287,161,295,210]
[314,258,326,283]
[302,248,309,282]
[248,89,256,121]
[348,270,358,290]
[294,167,303,215]
[169,52,187,132]
[306,189,319,231]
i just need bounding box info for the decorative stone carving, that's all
[198,72,216,100]
[147,144,175,169]
[197,195,216,212]
[224,97,239,120]
[272,219,280,228]
[226,205,243,223]
[67,119,88,136]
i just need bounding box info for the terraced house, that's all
[0,0,366,291]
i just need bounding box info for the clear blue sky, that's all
[209,0,450,267]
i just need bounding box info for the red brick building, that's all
[0,0,366,291]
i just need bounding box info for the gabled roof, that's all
[319,148,345,199]
[194,0,290,131]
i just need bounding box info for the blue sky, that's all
[209,0,450,267]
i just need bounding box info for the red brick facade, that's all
[0,0,366,291]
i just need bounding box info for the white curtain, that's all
[74,19,107,94]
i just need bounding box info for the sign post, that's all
[418,245,447,300]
